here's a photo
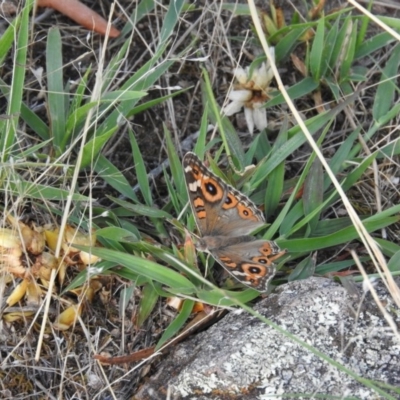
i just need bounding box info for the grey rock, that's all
[135,277,400,399]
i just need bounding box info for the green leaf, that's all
[251,110,333,187]
[165,126,187,202]
[193,108,210,158]
[197,288,260,306]
[279,199,304,237]
[279,216,400,253]
[321,18,339,78]
[158,0,186,48]
[338,19,357,80]
[0,13,20,65]
[265,77,319,107]
[0,0,33,161]
[387,251,400,273]
[372,43,400,121]
[375,238,400,257]
[202,68,245,168]
[136,284,160,328]
[156,299,194,350]
[110,197,172,219]
[303,159,323,233]
[265,124,287,219]
[121,0,155,36]
[80,246,196,293]
[96,227,140,243]
[355,32,395,59]
[288,254,316,281]
[101,90,147,102]
[274,26,309,63]
[119,284,135,318]
[130,131,152,206]
[126,87,191,117]
[315,258,367,275]
[328,128,360,177]
[20,101,50,140]
[68,66,91,115]
[329,15,351,72]
[65,102,97,139]
[62,261,117,293]
[94,155,138,201]
[46,27,67,153]
[2,176,89,201]
[81,126,118,168]
[309,18,325,81]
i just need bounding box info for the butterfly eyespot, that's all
[253,256,272,265]
[222,193,238,210]
[260,244,272,255]
[201,178,224,202]
[205,182,217,195]
[237,204,258,221]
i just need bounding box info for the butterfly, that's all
[183,152,286,292]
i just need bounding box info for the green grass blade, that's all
[121,0,155,36]
[202,67,245,168]
[193,108,210,157]
[321,17,339,77]
[197,288,260,306]
[136,284,160,328]
[165,125,187,201]
[329,14,351,71]
[388,251,400,273]
[355,32,395,59]
[96,227,140,243]
[0,14,20,65]
[3,174,89,201]
[81,126,118,168]
[303,159,323,233]
[0,0,33,161]
[288,254,316,281]
[274,26,309,62]
[126,87,191,117]
[0,77,50,140]
[338,20,357,81]
[279,215,400,253]
[94,155,139,201]
[309,18,325,81]
[110,197,172,219]
[46,27,67,153]
[101,39,131,91]
[265,77,319,107]
[375,238,400,257]
[129,131,152,206]
[158,0,186,48]
[372,43,400,121]
[155,299,194,350]
[265,125,287,219]
[81,247,196,293]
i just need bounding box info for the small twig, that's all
[94,308,226,364]
[36,0,120,37]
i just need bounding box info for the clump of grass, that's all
[0,0,400,398]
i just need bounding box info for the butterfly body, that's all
[183,152,286,292]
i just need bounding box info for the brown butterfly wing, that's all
[183,152,265,237]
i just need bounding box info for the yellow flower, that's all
[223,48,275,135]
